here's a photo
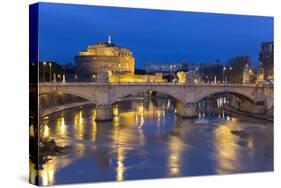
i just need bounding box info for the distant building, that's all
[75,36,135,77]
[145,63,188,75]
[259,42,273,80]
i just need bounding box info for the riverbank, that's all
[40,101,93,117]
[223,105,273,122]
[40,97,146,117]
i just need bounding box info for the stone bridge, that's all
[39,83,273,120]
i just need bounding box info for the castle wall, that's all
[75,42,135,77]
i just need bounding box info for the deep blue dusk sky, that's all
[38,3,273,68]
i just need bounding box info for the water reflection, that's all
[112,124,127,181]
[42,124,50,138]
[168,135,183,176]
[74,110,84,140]
[40,161,55,186]
[32,96,273,185]
[213,124,241,174]
[56,116,68,137]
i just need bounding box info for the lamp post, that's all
[43,61,46,82]
[229,66,232,83]
[169,65,173,83]
[118,63,121,83]
[57,74,61,82]
[223,66,226,83]
[53,73,56,83]
[249,69,253,84]
[196,67,199,84]
[49,62,52,82]
[62,74,66,83]
[172,65,174,83]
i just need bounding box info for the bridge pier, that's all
[95,105,113,121]
[252,101,266,114]
[176,102,198,118]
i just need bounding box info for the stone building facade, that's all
[259,42,273,80]
[75,37,135,77]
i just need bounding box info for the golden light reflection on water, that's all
[92,121,97,142]
[214,124,241,174]
[111,100,166,181]
[157,110,165,126]
[40,162,55,186]
[29,160,56,186]
[168,136,182,176]
[113,105,119,116]
[56,116,68,137]
[116,146,125,181]
[35,100,172,185]
[167,123,188,177]
[74,110,84,139]
[112,124,127,181]
[91,109,98,141]
[42,124,50,138]
[136,113,144,128]
[31,96,272,185]
[137,102,144,113]
[30,155,73,186]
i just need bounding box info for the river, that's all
[30,97,273,186]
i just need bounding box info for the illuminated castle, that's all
[75,36,135,77]
[75,36,166,83]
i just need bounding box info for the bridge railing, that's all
[39,82,260,87]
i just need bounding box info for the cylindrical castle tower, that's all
[75,36,135,78]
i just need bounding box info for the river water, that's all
[30,97,273,186]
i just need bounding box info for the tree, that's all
[227,56,251,83]
[199,64,224,83]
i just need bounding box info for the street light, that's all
[49,62,52,82]
[57,74,61,82]
[195,67,200,83]
[170,65,173,83]
[43,61,46,82]
[229,66,232,83]
[223,66,226,83]
[249,69,254,83]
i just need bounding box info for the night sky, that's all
[38,2,273,68]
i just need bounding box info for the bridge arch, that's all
[193,88,255,104]
[109,87,185,105]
